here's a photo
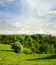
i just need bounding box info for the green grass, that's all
[0,44,56,65]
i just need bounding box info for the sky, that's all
[0,0,56,35]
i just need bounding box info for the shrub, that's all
[23,48,32,54]
[39,43,55,54]
[11,42,23,53]
[31,42,40,53]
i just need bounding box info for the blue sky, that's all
[0,0,56,35]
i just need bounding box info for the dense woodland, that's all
[0,34,56,54]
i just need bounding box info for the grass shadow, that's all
[1,50,13,52]
[26,55,56,61]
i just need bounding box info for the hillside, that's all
[0,44,56,65]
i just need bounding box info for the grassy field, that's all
[0,44,56,65]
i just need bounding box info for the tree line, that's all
[0,34,56,54]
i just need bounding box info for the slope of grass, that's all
[0,44,56,65]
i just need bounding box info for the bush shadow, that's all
[26,55,56,61]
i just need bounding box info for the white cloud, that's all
[48,10,56,16]
[0,0,15,2]
[20,0,55,13]
[0,0,15,6]
[0,19,56,35]
[0,0,56,35]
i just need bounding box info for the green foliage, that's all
[0,34,56,54]
[47,44,55,54]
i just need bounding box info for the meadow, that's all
[0,44,56,65]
